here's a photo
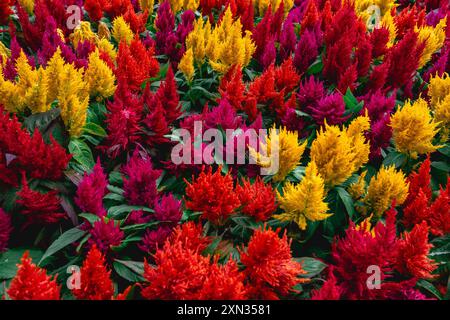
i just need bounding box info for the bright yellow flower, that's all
[391,98,440,158]
[416,17,447,68]
[251,126,307,183]
[96,38,117,61]
[381,10,397,47]
[275,161,331,230]
[139,0,155,15]
[185,18,208,63]
[45,49,89,137]
[84,50,117,99]
[18,0,35,15]
[56,64,89,137]
[364,166,409,217]
[178,48,195,82]
[254,0,294,17]
[310,115,370,186]
[70,21,98,49]
[15,52,50,113]
[0,41,10,62]
[435,94,450,141]
[0,70,21,112]
[183,8,255,74]
[160,0,198,13]
[351,0,397,23]
[355,214,375,237]
[428,73,450,108]
[112,16,134,45]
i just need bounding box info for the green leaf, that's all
[39,228,87,265]
[0,249,43,279]
[113,260,145,282]
[382,151,407,168]
[294,257,327,278]
[68,139,95,171]
[336,187,355,219]
[78,213,101,225]
[83,122,107,137]
[416,279,443,300]
[107,204,153,219]
[431,161,450,172]
[121,221,160,232]
[306,56,323,75]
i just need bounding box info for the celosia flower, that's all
[311,267,343,300]
[330,207,399,299]
[72,245,115,300]
[112,16,134,45]
[122,149,161,207]
[88,218,124,253]
[154,194,182,225]
[390,98,440,158]
[311,93,348,126]
[416,17,447,68]
[84,49,117,99]
[310,115,370,186]
[396,222,437,279]
[17,174,66,226]
[7,252,60,300]
[251,126,307,182]
[75,159,108,218]
[428,73,450,108]
[0,208,12,252]
[297,76,325,114]
[141,224,245,299]
[365,166,409,217]
[178,47,194,82]
[235,177,277,222]
[0,0,12,25]
[0,108,71,181]
[185,166,240,225]
[240,226,308,300]
[138,225,173,252]
[428,178,450,237]
[276,161,331,230]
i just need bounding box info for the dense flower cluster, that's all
[0,0,449,301]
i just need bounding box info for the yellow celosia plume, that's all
[84,49,117,99]
[364,165,409,217]
[112,16,135,45]
[310,115,371,186]
[159,0,199,13]
[251,126,307,183]
[276,161,331,230]
[179,48,195,82]
[254,0,294,17]
[391,98,440,158]
[416,17,447,68]
[182,8,255,75]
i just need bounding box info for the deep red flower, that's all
[138,225,173,253]
[311,267,343,300]
[7,252,60,300]
[17,174,66,226]
[330,206,398,299]
[0,208,12,252]
[0,109,71,181]
[0,0,12,25]
[240,227,307,299]
[405,156,432,207]
[122,149,161,207]
[235,177,277,222]
[428,178,450,236]
[84,0,105,22]
[72,245,115,300]
[396,222,437,279]
[75,159,108,218]
[185,166,240,225]
[154,194,182,225]
[88,218,124,253]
